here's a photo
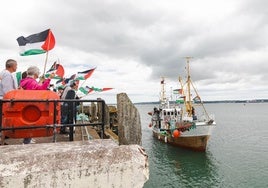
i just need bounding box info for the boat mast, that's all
[185,57,212,120]
[160,76,168,108]
[185,57,193,116]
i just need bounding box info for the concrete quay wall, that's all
[117,93,142,145]
[0,140,149,188]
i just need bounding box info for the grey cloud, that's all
[2,0,268,102]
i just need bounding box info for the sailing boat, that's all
[148,57,216,151]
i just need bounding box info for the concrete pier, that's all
[0,140,149,188]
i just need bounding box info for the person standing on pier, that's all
[60,80,79,134]
[0,59,18,98]
[0,59,18,144]
[20,66,55,144]
[20,66,54,90]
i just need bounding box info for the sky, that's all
[1,0,268,104]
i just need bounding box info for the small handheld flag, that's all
[79,86,113,95]
[46,61,65,79]
[76,68,96,80]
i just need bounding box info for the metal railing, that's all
[0,98,106,142]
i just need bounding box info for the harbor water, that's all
[137,103,268,188]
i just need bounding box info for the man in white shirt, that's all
[0,59,18,144]
[0,59,18,98]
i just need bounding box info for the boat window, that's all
[163,111,166,115]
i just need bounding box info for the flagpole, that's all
[79,79,87,88]
[43,51,49,75]
[43,29,52,76]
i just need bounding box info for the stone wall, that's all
[97,98,110,128]
[117,93,142,145]
[0,140,148,188]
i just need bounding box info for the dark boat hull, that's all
[152,130,210,151]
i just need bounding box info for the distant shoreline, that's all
[134,99,268,105]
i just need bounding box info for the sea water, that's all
[137,103,268,188]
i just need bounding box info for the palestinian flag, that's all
[176,99,184,104]
[12,71,22,88]
[102,87,113,92]
[76,68,96,80]
[98,87,113,92]
[64,74,76,84]
[56,78,64,85]
[173,89,182,94]
[16,29,55,56]
[79,86,92,95]
[90,86,102,92]
[15,71,22,86]
[46,61,65,79]
[79,86,113,95]
[89,86,113,92]
[55,78,66,89]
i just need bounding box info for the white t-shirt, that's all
[0,70,16,97]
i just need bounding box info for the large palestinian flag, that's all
[16,29,55,56]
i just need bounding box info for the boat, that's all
[148,57,216,151]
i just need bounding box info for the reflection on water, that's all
[144,137,220,188]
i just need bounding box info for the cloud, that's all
[1,0,268,103]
